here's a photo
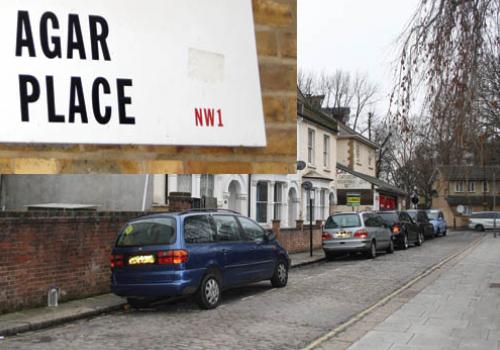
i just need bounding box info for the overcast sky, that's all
[298,0,421,120]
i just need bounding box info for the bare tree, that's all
[391,0,500,164]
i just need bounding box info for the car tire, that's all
[475,225,485,232]
[443,230,447,236]
[271,260,288,288]
[325,251,336,261]
[386,239,394,254]
[127,297,152,309]
[366,241,376,259]
[415,232,423,246]
[402,233,409,250]
[196,274,221,309]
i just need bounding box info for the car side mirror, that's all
[265,230,276,242]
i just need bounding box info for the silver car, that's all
[468,212,500,231]
[322,211,394,260]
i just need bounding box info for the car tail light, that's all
[157,250,189,264]
[110,254,124,269]
[392,224,401,234]
[322,232,333,241]
[353,229,368,239]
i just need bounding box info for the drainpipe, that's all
[248,174,251,217]
[141,174,150,211]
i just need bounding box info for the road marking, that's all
[301,233,486,350]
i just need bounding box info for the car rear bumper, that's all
[323,239,371,253]
[111,280,197,297]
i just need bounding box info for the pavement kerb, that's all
[0,251,324,338]
[301,233,487,350]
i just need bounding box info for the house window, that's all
[308,129,315,165]
[319,189,327,219]
[368,151,373,167]
[256,182,268,223]
[200,174,214,197]
[273,183,283,220]
[306,189,314,222]
[467,181,475,193]
[455,181,464,193]
[483,181,489,193]
[323,135,330,169]
[355,144,361,164]
[177,175,192,194]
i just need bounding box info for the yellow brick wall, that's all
[0,0,297,174]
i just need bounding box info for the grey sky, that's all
[298,0,421,119]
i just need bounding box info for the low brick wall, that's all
[0,211,320,314]
[276,227,322,254]
[0,211,145,314]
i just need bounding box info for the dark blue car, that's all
[110,209,290,309]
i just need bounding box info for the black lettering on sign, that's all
[19,75,40,122]
[92,77,112,124]
[16,11,36,57]
[89,16,111,61]
[69,77,88,123]
[46,76,65,122]
[117,79,135,125]
[67,14,86,60]
[40,12,62,59]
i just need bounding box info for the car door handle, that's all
[222,248,232,254]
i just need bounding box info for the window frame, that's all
[455,181,464,193]
[183,214,216,244]
[323,134,330,169]
[467,181,475,193]
[256,181,268,223]
[307,128,315,165]
[212,214,243,242]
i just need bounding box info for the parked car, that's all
[406,210,435,239]
[468,211,500,231]
[376,211,423,249]
[322,211,394,259]
[110,209,290,309]
[426,209,447,236]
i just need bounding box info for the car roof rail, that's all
[178,208,241,215]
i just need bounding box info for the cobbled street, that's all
[1,231,481,350]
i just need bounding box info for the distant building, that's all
[431,166,500,227]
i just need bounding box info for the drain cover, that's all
[489,283,500,288]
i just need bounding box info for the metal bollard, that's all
[47,287,60,307]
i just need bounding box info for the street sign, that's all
[347,193,361,207]
[0,0,266,147]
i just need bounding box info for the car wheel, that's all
[196,274,221,309]
[443,230,447,236]
[127,297,152,309]
[475,225,485,232]
[402,233,409,250]
[415,232,423,246]
[325,251,336,261]
[386,239,394,254]
[366,241,376,259]
[271,260,288,288]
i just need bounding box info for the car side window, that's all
[363,213,379,227]
[212,215,242,242]
[184,215,215,244]
[238,217,266,241]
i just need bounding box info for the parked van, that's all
[468,212,500,231]
[110,210,290,309]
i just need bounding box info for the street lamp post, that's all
[303,181,314,257]
[493,170,497,238]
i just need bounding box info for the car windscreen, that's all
[325,214,361,229]
[407,211,417,221]
[378,212,398,225]
[116,217,177,247]
[427,211,438,220]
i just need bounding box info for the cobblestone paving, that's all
[1,231,480,350]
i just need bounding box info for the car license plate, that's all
[337,231,351,238]
[128,255,155,265]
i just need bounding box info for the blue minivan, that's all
[110,209,290,309]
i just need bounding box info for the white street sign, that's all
[0,0,266,146]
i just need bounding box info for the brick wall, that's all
[0,211,143,314]
[0,0,297,174]
[277,228,323,253]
